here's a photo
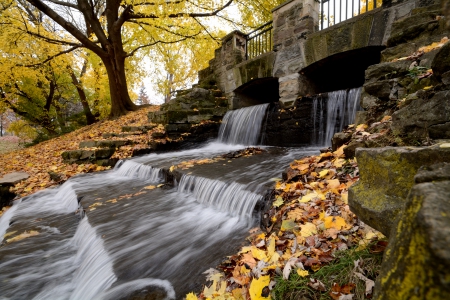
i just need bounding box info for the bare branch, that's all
[19,46,82,67]
[193,17,220,44]
[126,35,199,57]
[126,0,233,20]
[44,0,78,9]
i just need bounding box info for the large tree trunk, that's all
[102,44,138,118]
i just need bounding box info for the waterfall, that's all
[312,87,362,146]
[114,160,163,182]
[178,175,262,218]
[217,103,269,145]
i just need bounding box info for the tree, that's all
[137,84,150,105]
[7,0,235,117]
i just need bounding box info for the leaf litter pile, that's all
[0,106,160,198]
[187,146,386,300]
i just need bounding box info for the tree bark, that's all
[68,67,96,125]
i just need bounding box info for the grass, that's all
[272,246,384,300]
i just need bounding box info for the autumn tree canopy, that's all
[0,0,284,121]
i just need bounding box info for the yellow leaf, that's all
[273,196,284,207]
[356,124,368,132]
[144,185,156,190]
[186,292,198,300]
[251,246,267,261]
[341,192,348,204]
[300,222,317,237]
[380,116,392,122]
[299,193,318,203]
[249,275,271,300]
[297,269,309,277]
[169,165,175,172]
[157,184,164,188]
[267,235,276,259]
[319,170,329,178]
[333,158,345,168]
[333,145,346,158]
[324,216,347,230]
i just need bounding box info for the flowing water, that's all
[0,95,360,299]
[312,87,362,146]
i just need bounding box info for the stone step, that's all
[148,108,227,124]
[61,148,118,167]
[102,132,142,139]
[121,124,157,133]
[79,140,132,149]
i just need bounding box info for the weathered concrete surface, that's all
[348,144,450,236]
[374,162,450,300]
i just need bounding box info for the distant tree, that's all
[137,85,151,105]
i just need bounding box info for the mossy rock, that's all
[374,163,450,300]
[348,144,450,236]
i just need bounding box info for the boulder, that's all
[391,90,450,141]
[374,163,450,300]
[431,41,450,80]
[332,132,352,151]
[348,144,450,236]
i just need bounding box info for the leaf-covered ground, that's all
[187,146,385,300]
[0,106,160,198]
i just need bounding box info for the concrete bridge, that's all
[198,0,432,109]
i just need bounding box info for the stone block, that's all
[363,80,393,100]
[79,150,95,160]
[94,148,116,159]
[380,42,417,62]
[348,144,450,236]
[0,172,30,186]
[374,163,450,300]
[79,141,97,148]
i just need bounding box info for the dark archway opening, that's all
[301,46,386,93]
[232,77,279,109]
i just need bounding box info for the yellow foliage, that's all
[249,275,271,300]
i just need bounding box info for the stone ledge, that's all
[0,172,30,187]
[348,144,450,236]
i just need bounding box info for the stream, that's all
[0,89,361,299]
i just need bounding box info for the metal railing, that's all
[320,0,383,30]
[245,21,273,60]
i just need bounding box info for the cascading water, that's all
[0,102,317,299]
[312,87,362,146]
[218,103,269,145]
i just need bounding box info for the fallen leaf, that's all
[300,222,317,237]
[308,278,326,291]
[186,292,197,300]
[354,272,375,296]
[249,275,271,300]
[6,230,39,243]
[281,219,297,232]
[297,269,309,277]
[273,196,284,207]
[324,216,347,230]
[144,185,156,190]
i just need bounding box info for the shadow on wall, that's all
[232,77,279,109]
[301,46,385,93]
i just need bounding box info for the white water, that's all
[218,103,269,145]
[178,175,262,217]
[312,87,362,146]
[0,103,317,299]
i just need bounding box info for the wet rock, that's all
[363,80,393,100]
[348,144,450,236]
[48,171,64,183]
[151,131,166,139]
[374,162,450,300]
[121,125,157,133]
